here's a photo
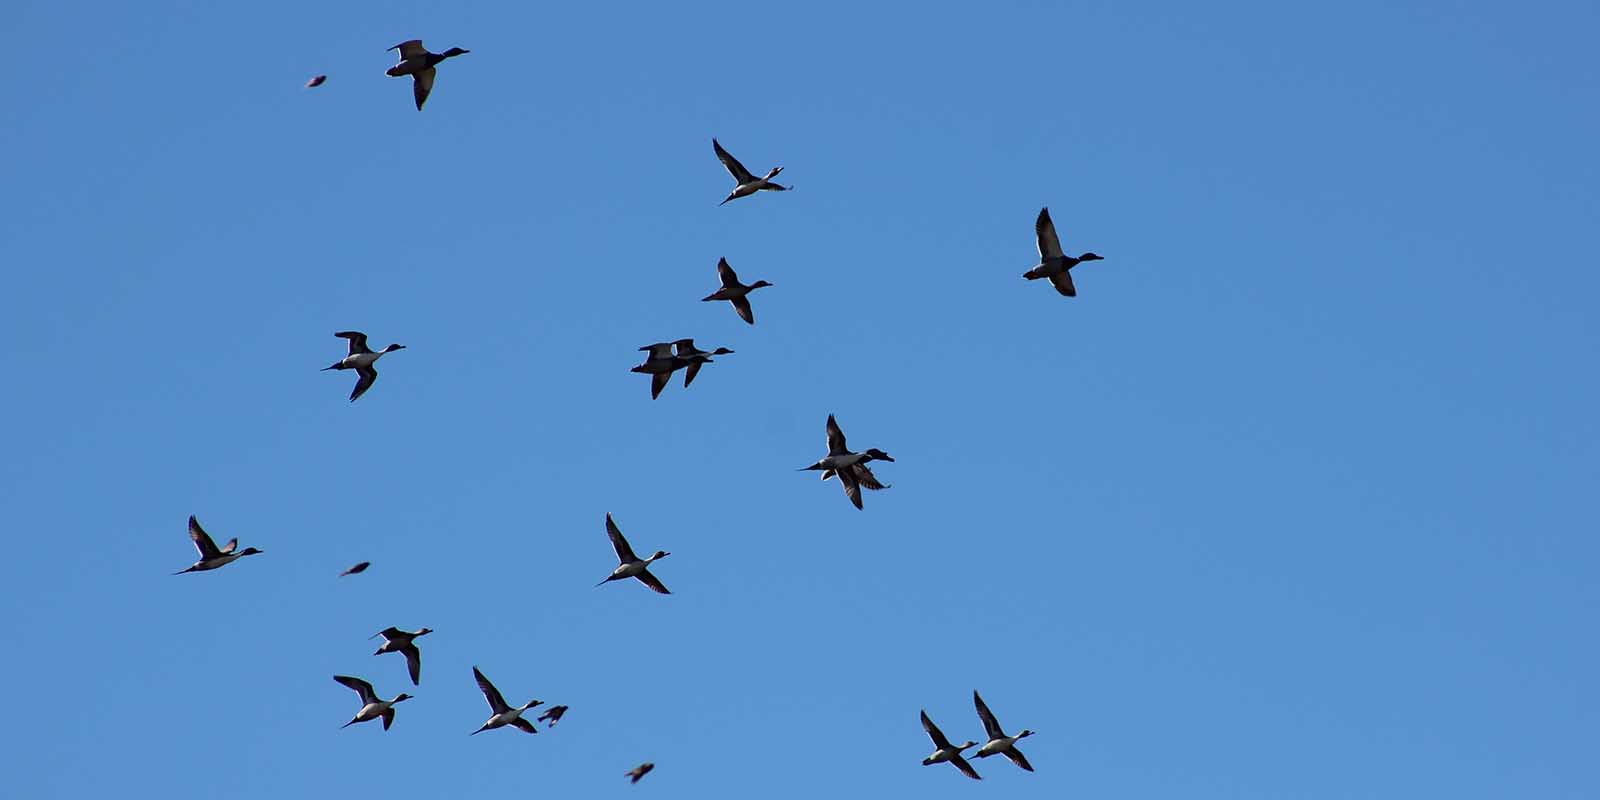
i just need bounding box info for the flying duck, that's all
[630,341,690,400]
[174,515,262,574]
[339,561,371,577]
[973,691,1035,772]
[471,666,541,735]
[701,258,772,325]
[713,138,789,205]
[800,414,895,510]
[334,675,411,730]
[595,513,671,594]
[371,627,432,686]
[1022,207,1103,297]
[321,331,405,402]
[625,763,655,784]
[305,75,327,88]
[672,338,733,389]
[536,705,569,727]
[385,40,469,111]
[921,709,982,780]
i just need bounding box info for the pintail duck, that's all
[536,705,568,726]
[921,709,982,780]
[713,138,789,205]
[673,338,733,389]
[334,675,411,730]
[1022,207,1103,297]
[973,691,1035,772]
[595,513,671,594]
[174,515,262,574]
[385,40,469,111]
[625,763,655,784]
[339,561,371,577]
[321,331,405,402]
[371,627,432,686]
[471,666,541,735]
[630,341,691,400]
[800,414,895,510]
[701,258,772,325]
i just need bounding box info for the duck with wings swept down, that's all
[385,40,469,110]
[713,138,790,205]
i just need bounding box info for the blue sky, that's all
[2,0,1597,797]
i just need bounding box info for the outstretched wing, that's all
[388,40,428,60]
[825,414,849,455]
[717,258,740,288]
[683,360,703,388]
[921,710,954,749]
[1049,270,1077,297]
[412,66,435,111]
[650,369,671,400]
[713,138,756,184]
[350,365,378,402]
[973,691,1005,741]
[730,295,754,325]
[635,568,671,595]
[1035,207,1064,260]
[605,513,638,562]
[1004,747,1034,772]
[188,515,221,559]
[511,716,538,734]
[951,753,983,780]
[334,674,378,705]
[838,465,863,510]
[401,643,422,686]
[335,331,372,355]
[473,666,510,714]
[854,463,890,491]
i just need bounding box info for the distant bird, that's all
[920,710,982,780]
[800,414,895,510]
[371,627,432,686]
[305,75,327,88]
[972,691,1035,772]
[536,705,569,727]
[595,513,671,594]
[701,258,772,325]
[1022,207,1103,297]
[713,138,789,205]
[672,338,733,389]
[339,561,371,577]
[470,666,541,735]
[630,340,694,400]
[385,40,469,111]
[334,675,411,730]
[625,763,655,784]
[174,515,263,574]
[321,331,405,402]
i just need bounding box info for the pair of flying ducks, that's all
[630,339,734,400]
[333,665,566,734]
[920,691,1037,780]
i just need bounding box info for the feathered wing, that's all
[389,40,428,60]
[825,414,850,455]
[974,691,1006,741]
[350,366,378,402]
[473,666,511,714]
[401,644,422,685]
[335,331,372,355]
[713,139,756,183]
[1035,207,1064,260]
[717,258,740,287]
[921,710,954,749]
[188,516,221,559]
[951,753,983,780]
[730,295,754,325]
[1049,270,1077,297]
[334,675,378,705]
[635,568,671,595]
[413,67,436,110]
[1004,747,1034,772]
[605,513,639,562]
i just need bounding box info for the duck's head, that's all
[416,627,434,637]
[1016,729,1034,739]
[750,280,774,289]
[239,547,264,556]
[959,740,979,750]
[383,343,407,353]
[765,166,785,179]
[442,47,470,57]
[1077,252,1103,262]
[393,693,413,703]
[650,550,670,560]
[710,347,734,356]
[522,698,543,710]
[864,448,895,462]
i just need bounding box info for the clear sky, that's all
[2,1,1596,797]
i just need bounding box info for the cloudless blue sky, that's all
[2,1,1596,797]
